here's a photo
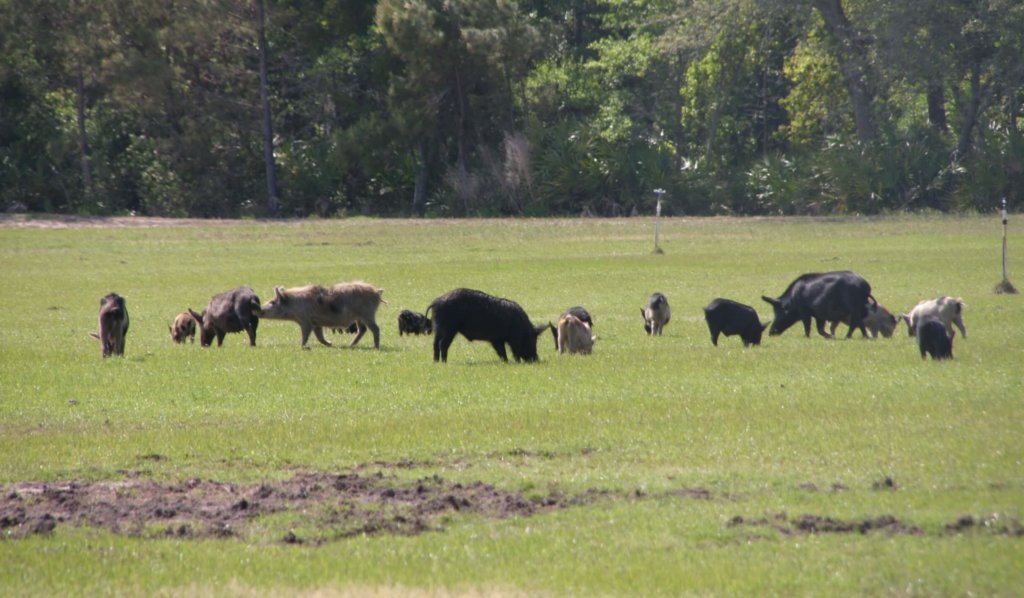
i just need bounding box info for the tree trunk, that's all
[453,63,467,175]
[955,61,992,158]
[812,0,877,143]
[669,53,687,172]
[413,141,428,217]
[256,0,280,217]
[926,79,948,132]
[573,0,585,48]
[75,66,93,205]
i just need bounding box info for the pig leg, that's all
[349,323,367,347]
[953,316,966,339]
[362,321,380,349]
[299,324,315,348]
[846,316,866,339]
[814,318,833,339]
[489,341,509,362]
[245,319,258,347]
[98,318,111,357]
[216,330,226,346]
[313,326,334,347]
[709,329,720,346]
[99,329,111,357]
[434,330,456,362]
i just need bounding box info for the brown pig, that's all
[553,314,596,355]
[169,311,197,344]
[828,301,899,338]
[259,281,386,349]
[89,292,129,357]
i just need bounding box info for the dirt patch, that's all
[7,469,1012,545]
[945,514,1024,536]
[728,512,923,536]
[0,472,557,544]
[798,482,849,493]
[0,470,721,544]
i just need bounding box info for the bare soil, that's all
[727,512,923,536]
[3,470,1019,544]
[0,472,575,544]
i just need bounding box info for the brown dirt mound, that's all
[945,514,1024,536]
[727,512,923,536]
[0,471,719,544]
[0,472,553,544]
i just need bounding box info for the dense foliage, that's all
[2,0,1022,217]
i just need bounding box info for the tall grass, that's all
[1,215,1021,595]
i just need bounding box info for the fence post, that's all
[653,188,665,255]
[995,197,1018,294]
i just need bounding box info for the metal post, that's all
[995,197,1018,294]
[653,189,665,254]
[1002,198,1009,280]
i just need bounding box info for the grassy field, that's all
[0,214,1022,596]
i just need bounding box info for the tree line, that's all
[1,0,1022,218]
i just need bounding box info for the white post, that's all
[653,188,665,254]
[995,197,1018,293]
[1002,197,1009,281]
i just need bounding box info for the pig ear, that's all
[533,324,549,337]
[274,286,286,301]
[188,309,203,322]
[762,296,781,308]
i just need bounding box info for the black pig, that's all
[189,286,261,347]
[917,317,954,360]
[762,271,874,339]
[427,288,547,363]
[704,298,768,347]
[89,293,129,357]
[398,309,433,336]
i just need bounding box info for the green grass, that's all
[1,214,1022,596]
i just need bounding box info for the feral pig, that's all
[398,309,432,336]
[551,314,596,355]
[828,302,898,338]
[901,297,966,339]
[89,293,129,357]
[189,286,260,347]
[428,288,547,363]
[703,298,768,347]
[259,281,385,349]
[917,317,954,360]
[762,271,874,338]
[169,311,196,344]
[549,306,593,349]
[642,293,671,336]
